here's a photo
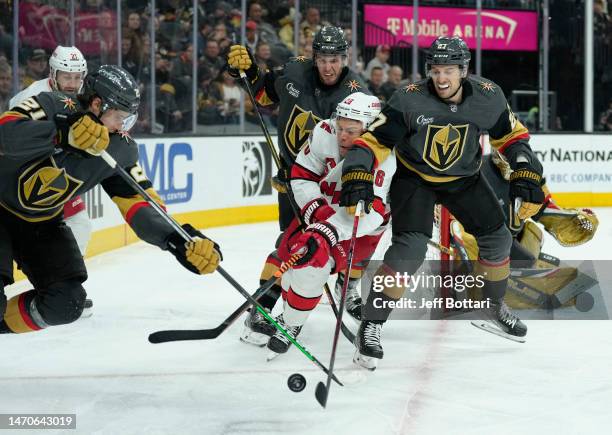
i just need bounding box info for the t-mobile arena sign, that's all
[364,5,538,51]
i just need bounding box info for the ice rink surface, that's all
[2,209,612,435]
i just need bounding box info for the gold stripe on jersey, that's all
[255,88,275,107]
[112,188,165,220]
[489,118,529,152]
[353,132,392,167]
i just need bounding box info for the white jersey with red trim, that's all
[291,119,396,241]
[8,79,53,109]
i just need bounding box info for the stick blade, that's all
[315,381,329,408]
[148,327,222,343]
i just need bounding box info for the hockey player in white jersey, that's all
[265,93,396,355]
[9,46,91,257]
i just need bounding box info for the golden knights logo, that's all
[283,104,321,156]
[423,123,469,171]
[18,157,83,211]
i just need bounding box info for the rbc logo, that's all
[138,142,193,204]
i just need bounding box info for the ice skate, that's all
[353,320,383,371]
[240,307,275,347]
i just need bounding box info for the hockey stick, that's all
[315,201,363,408]
[238,71,355,344]
[149,281,272,343]
[148,253,303,343]
[99,150,341,385]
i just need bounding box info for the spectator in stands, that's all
[172,42,194,80]
[0,59,11,112]
[255,42,277,69]
[156,81,183,132]
[197,67,223,125]
[197,21,213,58]
[364,44,390,81]
[215,70,242,124]
[207,1,234,29]
[245,20,260,53]
[278,10,296,52]
[300,6,324,38]
[248,1,283,47]
[22,48,48,88]
[380,65,402,102]
[127,11,144,34]
[367,66,386,102]
[202,39,225,77]
[210,22,232,52]
[0,23,12,62]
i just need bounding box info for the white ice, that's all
[2,209,612,435]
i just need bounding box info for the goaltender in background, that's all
[371,270,491,310]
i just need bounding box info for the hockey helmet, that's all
[425,36,471,77]
[49,46,88,92]
[81,65,140,130]
[335,92,382,129]
[312,26,349,57]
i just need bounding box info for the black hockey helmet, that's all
[425,36,471,75]
[312,26,349,57]
[81,65,140,115]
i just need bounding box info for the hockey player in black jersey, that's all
[227,26,370,344]
[0,65,221,333]
[339,36,545,369]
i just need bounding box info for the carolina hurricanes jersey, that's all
[9,78,54,109]
[290,119,396,241]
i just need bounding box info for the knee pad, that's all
[476,224,512,263]
[36,280,87,326]
[382,231,430,273]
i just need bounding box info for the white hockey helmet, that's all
[334,92,382,129]
[49,46,88,91]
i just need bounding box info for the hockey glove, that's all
[538,207,599,247]
[340,168,374,214]
[271,166,290,193]
[227,45,259,82]
[290,222,339,269]
[167,224,222,275]
[55,112,110,157]
[509,162,545,220]
[301,198,336,225]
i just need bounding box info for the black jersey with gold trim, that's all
[250,57,369,167]
[349,75,534,183]
[0,91,176,249]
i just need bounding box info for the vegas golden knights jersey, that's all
[349,75,534,183]
[250,57,369,168]
[0,91,175,249]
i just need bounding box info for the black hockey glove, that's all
[166,224,222,275]
[271,166,290,194]
[509,162,545,220]
[340,168,374,214]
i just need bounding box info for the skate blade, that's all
[352,350,378,371]
[471,321,526,343]
[239,327,268,347]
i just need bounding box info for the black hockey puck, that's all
[575,292,594,312]
[287,373,306,392]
